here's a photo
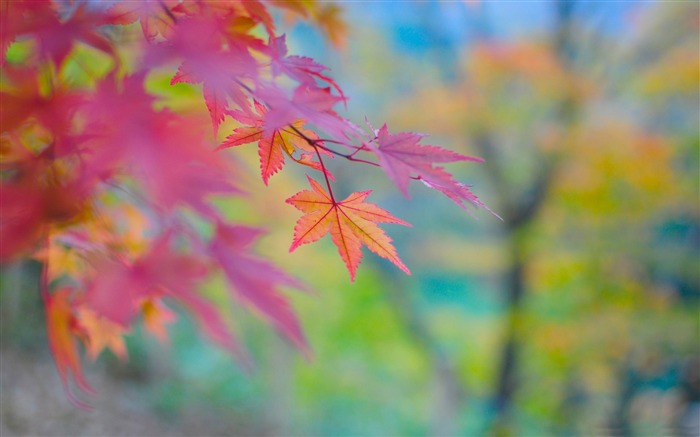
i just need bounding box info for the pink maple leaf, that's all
[259,85,355,141]
[368,124,495,213]
[267,34,346,103]
[84,75,241,216]
[107,0,179,41]
[370,124,484,197]
[9,4,114,66]
[418,166,499,216]
[146,15,260,137]
[84,235,248,362]
[210,223,310,355]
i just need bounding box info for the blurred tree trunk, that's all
[478,134,553,435]
[480,0,577,433]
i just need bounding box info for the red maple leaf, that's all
[417,166,497,215]
[0,154,93,262]
[286,176,411,281]
[155,15,259,137]
[84,75,241,216]
[1,65,86,138]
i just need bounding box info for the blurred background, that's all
[2,1,698,436]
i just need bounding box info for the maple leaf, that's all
[418,166,499,215]
[76,306,129,361]
[33,240,82,282]
[370,124,484,197]
[1,65,86,137]
[140,298,176,343]
[2,0,501,408]
[239,0,275,36]
[267,35,346,102]
[8,3,115,67]
[286,176,411,281]
[0,156,93,262]
[84,234,248,362]
[45,288,95,409]
[257,85,356,141]
[141,235,248,362]
[368,124,496,213]
[85,76,241,216]
[219,100,329,184]
[84,258,144,328]
[155,15,259,137]
[210,223,310,354]
[107,0,179,41]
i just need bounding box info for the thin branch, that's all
[280,128,349,147]
[313,142,335,203]
[285,125,381,168]
[283,121,337,201]
[159,0,177,24]
[234,78,254,95]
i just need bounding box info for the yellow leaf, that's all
[141,297,176,343]
[77,306,129,361]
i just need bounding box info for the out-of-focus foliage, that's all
[380,2,699,435]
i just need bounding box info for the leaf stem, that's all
[314,143,335,203]
[159,0,177,24]
[283,127,380,168]
[285,125,336,202]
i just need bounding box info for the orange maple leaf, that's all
[310,4,347,50]
[76,306,129,361]
[286,176,411,281]
[45,288,95,408]
[140,297,176,343]
[219,101,328,185]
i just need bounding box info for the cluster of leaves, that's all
[0,0,488,406]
